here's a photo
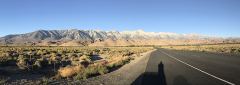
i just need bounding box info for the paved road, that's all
[132,49,240,85]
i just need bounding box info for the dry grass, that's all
[161,44,240,54]
[58,65,82,78]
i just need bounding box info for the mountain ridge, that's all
[0,29,238,46]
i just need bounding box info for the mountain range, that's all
[0,29,238,46]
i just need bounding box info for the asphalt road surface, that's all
[132,49,240,85]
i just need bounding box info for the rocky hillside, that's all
[0,29,236,46]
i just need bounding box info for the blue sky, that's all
[0,0,240,37]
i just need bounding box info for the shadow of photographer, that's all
[131,62,167,85]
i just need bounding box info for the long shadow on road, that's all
[131,62,167,85]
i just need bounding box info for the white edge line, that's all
[160,50,236,85]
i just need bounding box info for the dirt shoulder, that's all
[62,49,156,85]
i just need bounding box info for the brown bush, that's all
[58,65,82,78]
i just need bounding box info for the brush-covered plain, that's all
[0,46,153,84]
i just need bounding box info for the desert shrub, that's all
[27,51,34,60]
[49,53,62,71]
[0,77,8,84]
[90,49,100,55]
[123,51,134,56]
[230,48,237,53]
[58,65,82,78]
[74,64,108,80]
[95,65,108,75]
[37,58,49,67]
[75,67,97,80]
[71,59,80,66]
[74,73,85,80]
[99,48,110,54]
[107,57,131,69]
[0,54,10,66]
[79,55,91,67]
[34,60,41,68]
[34,59,44,69]
[17,55,30,70]
[36,50,44,56]
[0,52,9,58]
[41,77,49,85]
[0,53,9,60]
[70,55,81,66]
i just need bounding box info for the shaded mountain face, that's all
[0,29,234,46]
